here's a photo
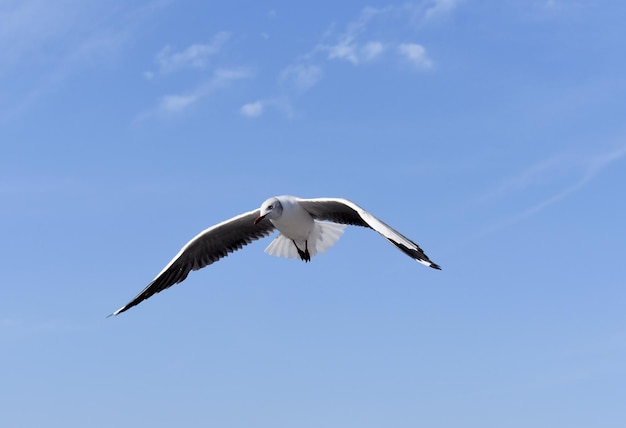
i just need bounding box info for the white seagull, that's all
[111,195,440,315]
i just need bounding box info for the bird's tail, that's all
[264,221,346,260]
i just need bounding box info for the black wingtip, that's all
[106,306,127,318]
[430,262,442,270]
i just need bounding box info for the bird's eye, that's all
[268,204,273,209]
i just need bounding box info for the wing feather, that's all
[111,209,275,315]
[297,197,441,270]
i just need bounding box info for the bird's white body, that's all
[259,195,346,260]
[267,196,314,241]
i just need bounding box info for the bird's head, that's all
[254,197,283,224]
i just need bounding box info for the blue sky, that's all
[2,0,626,426]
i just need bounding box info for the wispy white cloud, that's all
[238,1,460,120]
[397,43,434,69]
[146,31,230,78]
[140,30,255,118]
[474,144,626,238]
[327,40,359,64]
[158,94,198,113]
[240,101,265,117]
[279,64,322,93]
[0,0,168,124]
[321,6,390,65]
[147,67,253,116]
[212,67,254,84]
[423,0,463,22]
[239,64,321,118]
[315,3,441,69]
[362,41,386,61]
[327,39,388,65]
[0,0,87,72]
[239,97,296,119]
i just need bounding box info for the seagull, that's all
[111,195,440,316]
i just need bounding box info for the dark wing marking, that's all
[111,209,275,316]
[297,197,441,270]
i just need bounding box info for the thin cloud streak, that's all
[474,144,626,239]
[0,0,89,72]
[0,0,169,124]
[319,5,422,67]
[142,67,254,117]
[145,31,230,78]
[239,97,295,119]
[323,6,386,65]
[279,64,323,93]
[362,41,386,61]
[240,64,321,118]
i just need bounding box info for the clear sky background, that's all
[2,0,626,427]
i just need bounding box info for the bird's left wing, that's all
[297,197,441,269]
[111,210,275,316]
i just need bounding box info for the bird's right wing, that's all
[111,210,275,316]
[297,197,441,270]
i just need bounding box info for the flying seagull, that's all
[111,195,440,316]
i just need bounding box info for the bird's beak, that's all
[253,214,266,225]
